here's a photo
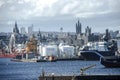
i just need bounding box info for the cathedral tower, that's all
[76,20,82,34]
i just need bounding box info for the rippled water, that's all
[0,58,120,80]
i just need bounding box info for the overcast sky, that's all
[0,0,120,33]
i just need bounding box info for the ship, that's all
[79,41,115,60]
[100,56,120,68]
[0,53,20,58]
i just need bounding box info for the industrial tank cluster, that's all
[38,43,75,59]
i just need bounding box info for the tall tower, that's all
[21,27,26,34]
[85,26,91,36]
[28,24,33,37]
[104,29,110,42]
[13,22,19,34]
[76,20,82,34]
[37,29,42,42]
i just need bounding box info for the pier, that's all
[39,75,120,80]
[39,64,120,80]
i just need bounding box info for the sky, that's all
[0,0,120,33]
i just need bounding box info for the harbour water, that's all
[0,58,120,80]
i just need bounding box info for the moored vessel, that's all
[79,41,115,60]
[100,56,120,68]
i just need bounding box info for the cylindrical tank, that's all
[59,43,74,58]
[39,45,58,57]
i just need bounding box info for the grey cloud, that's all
[1,0,120,19]
[0,0,120,32]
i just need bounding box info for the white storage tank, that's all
[59,43,74,58]
[39,45,58,57]
[38,44,43,56]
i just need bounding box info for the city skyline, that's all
[0,0,120,33]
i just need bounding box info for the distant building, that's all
[20,27,26,34]
[103,29,111,42]
[12,22,28,44]
[0,32,10,45]
[84,26,92,43]
[13,22,19,34]
[28,25,33,37]
[110,30,119,39]
[85,26,91,36]
[37,30,42,42]
[76,20,82,34]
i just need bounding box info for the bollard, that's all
[42,69,45,77]
[51,73,54,80]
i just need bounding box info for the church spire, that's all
[15,21,17,28]
[13,21,19,34]
[76,19,82,34]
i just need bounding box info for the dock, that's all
[39,64,120,80]
[39,75,120,80]
[11,58,37,62]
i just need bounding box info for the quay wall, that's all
[39,75,120,80]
